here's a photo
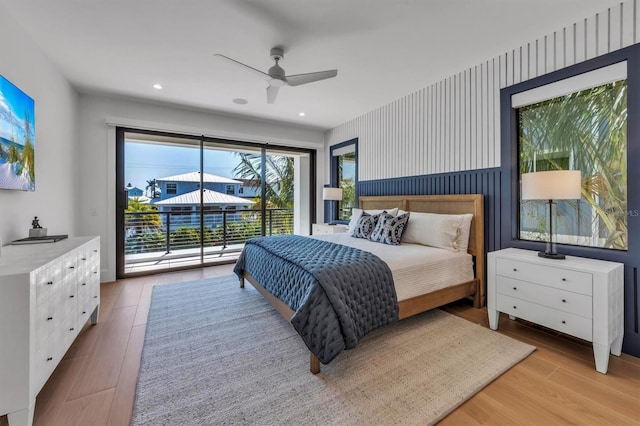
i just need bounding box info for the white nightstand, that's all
[312,223,348,235]
[487,248,624,374]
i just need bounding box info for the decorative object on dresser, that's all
[322,186,343,225]
[521,170,582,259]
[29,216,47,238]
[0,236,101,426]
[487,248,623,374]
[311,223,348,235]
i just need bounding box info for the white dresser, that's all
[0,236,100,426]
[487,248,624,374]
[312,223,348,235]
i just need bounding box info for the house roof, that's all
[156,171,241,184]
[154,189,255,206]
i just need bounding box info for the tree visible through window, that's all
[337,152,356,221]
[518,80,628,250]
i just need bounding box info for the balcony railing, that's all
[123,208,293,271]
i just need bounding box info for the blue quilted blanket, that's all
[234,235,398,364]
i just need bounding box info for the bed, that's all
[235,194,485,374]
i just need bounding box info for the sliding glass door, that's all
[116,128,315,277]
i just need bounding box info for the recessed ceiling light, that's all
[299,112,306,117]
[153,84,163,90]
[233,98,248,105]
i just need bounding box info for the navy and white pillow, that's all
[351,212,379,239]
[368,212,410,245]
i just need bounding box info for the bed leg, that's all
[473,290,482,308]
[239,277,245,289]
[310,353,320,374]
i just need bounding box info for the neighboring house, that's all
[125,184,144,197]
[153,188,255,226]
[155,171,242,202]
[237,179,260,200]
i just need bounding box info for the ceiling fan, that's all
[214,47,338,104]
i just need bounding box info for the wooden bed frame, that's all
[239,194,485,374]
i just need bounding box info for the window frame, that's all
[500,43,639,263]
[329,138,358,224]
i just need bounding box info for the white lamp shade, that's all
[521,170,582,200]
[322,187,343,201]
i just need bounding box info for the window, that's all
[330,139,357,222]
[514,63,628,250]
[226,184,235,195]
[166,183,177,195]
[239,187,244,194]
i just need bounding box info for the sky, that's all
[124,141,244,191]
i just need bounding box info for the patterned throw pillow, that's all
[352,212,379,239]
[368,212,411,245]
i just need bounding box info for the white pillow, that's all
[347,207,399,235]
[456,214,474,253]
[401,212,465,252]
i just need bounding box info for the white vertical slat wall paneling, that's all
[576,19,587,63]
[326,0,639,180]
[469,66,476,171]
[587,15,598,60]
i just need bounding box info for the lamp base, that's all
[538,251,566,260]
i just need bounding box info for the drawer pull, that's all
[69,295,75,298]
[47,357,53,362]
[562,278,567,281]
[82,283,87,286]
[562,299,567,303]
[94,296,98,299]
[47,316,53,321]
[82,311,87,314]
[93,271,98,274]
[47,281,53,285]
[562,320,566,324]
[512,287,517,291]
[513,306,517,309]
[513,268,517,272]
[69,266,75,269]
[82,257,87,261]
[93,249,98,252]
[69,327,75,331]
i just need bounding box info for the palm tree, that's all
[233,153,294,208]
[145,179,160,199]
[125,198,162,234]
[519,80,627,249]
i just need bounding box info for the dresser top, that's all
[0,236,98,276]
[490,248,624,273]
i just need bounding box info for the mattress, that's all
[313,233,475,301]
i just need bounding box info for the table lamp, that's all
[521,170,582,259]
[322,187,343,225]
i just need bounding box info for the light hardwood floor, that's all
[1,264,639,426]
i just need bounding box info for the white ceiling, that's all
[1,0,620,130]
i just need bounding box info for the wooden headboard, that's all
[359,194,485,304]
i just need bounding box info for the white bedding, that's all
[312,233,475,301]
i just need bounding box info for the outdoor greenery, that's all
[338,152,356,221]
[519,79,627,250]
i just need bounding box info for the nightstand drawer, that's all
[497,276,592,318]
[496,258,592,296]
[497,295,592,341]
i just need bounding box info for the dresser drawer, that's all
[497,294,592,341]
[496,258,592,296]
[496,276,592,318]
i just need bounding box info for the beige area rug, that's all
[131,275,535,425]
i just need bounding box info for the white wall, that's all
[77,94,325,281]
[325,0,639,181]
[0,5,79,247]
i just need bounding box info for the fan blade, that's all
[213,54,270,80]
[285,69,337,86]
[266,85,280,104]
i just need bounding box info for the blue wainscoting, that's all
[357,167,640,358]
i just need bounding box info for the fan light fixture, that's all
[521,170,582,259]
[214,47,338,104]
